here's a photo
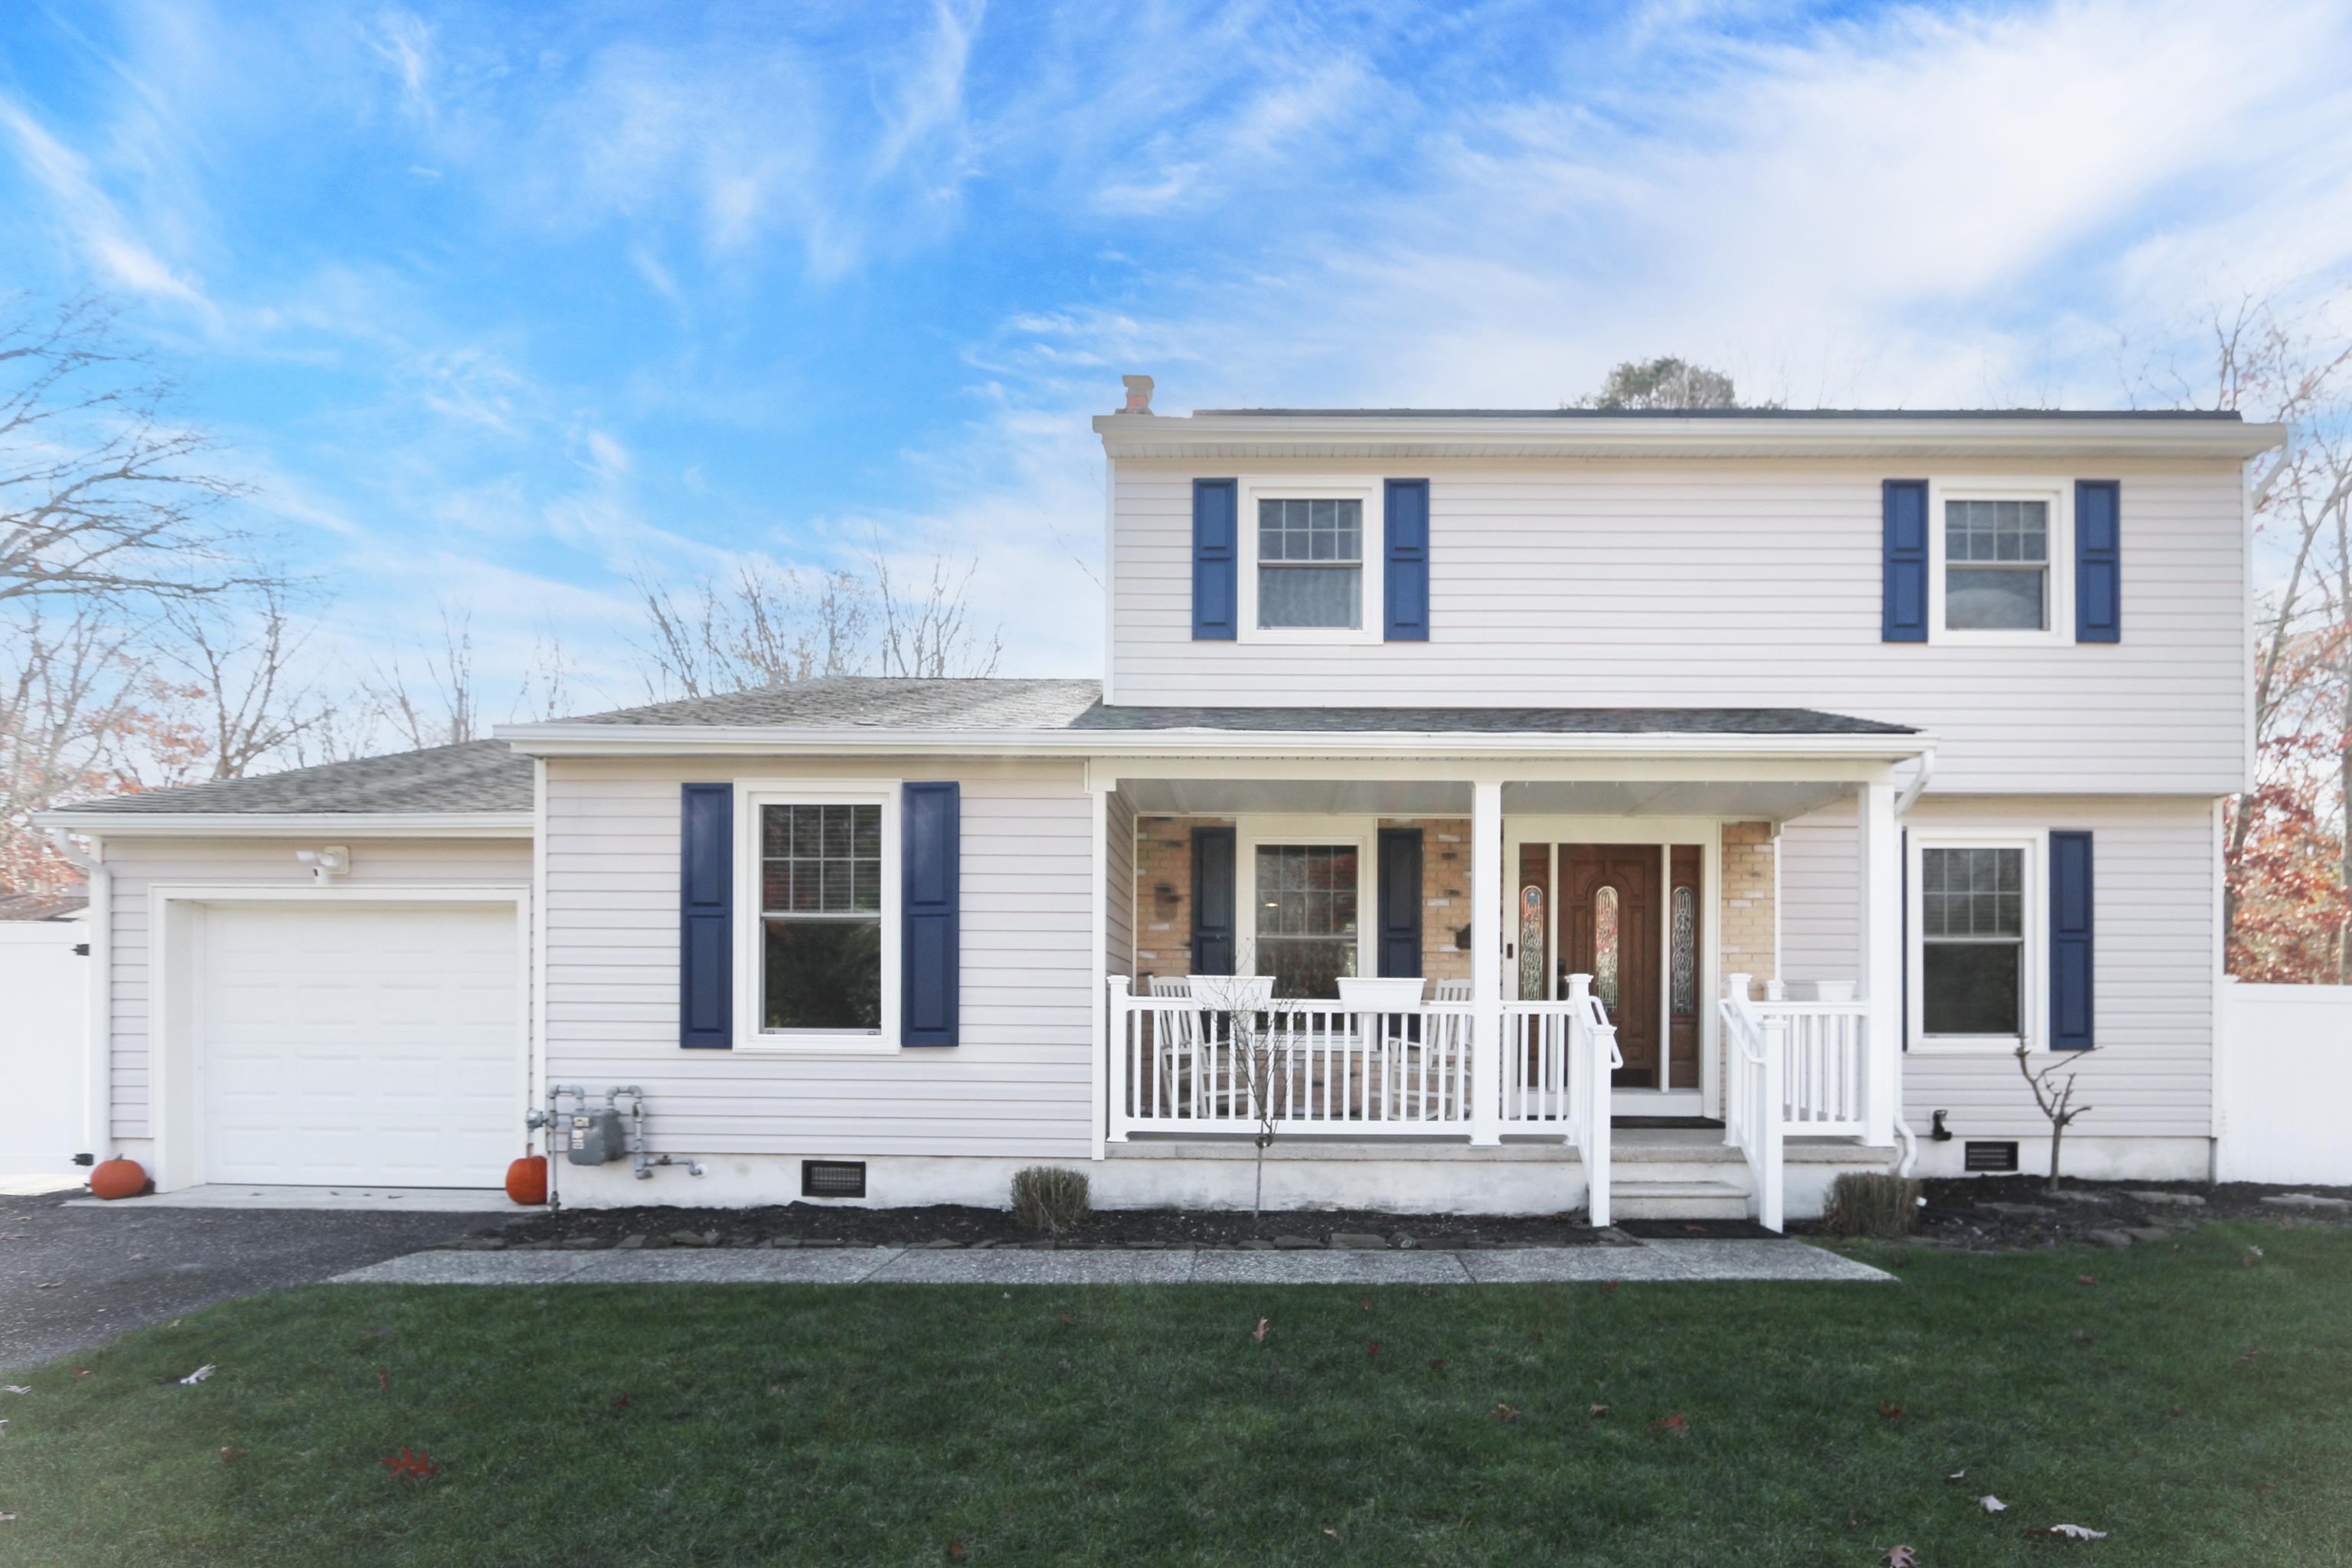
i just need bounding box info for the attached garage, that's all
[191,901,523,1187]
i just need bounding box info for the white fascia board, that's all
[31,811,533,839]
[495,723,1934,764]
[1090,413,2291,463]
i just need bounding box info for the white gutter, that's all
[1092,411,2291,463]
[31,811,532,838]
[493,722,1934,764]
[45,828,109,1163]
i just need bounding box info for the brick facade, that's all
[1719,821,1777,1001]
[1129,815,1472,987]
[1129,812,1775,1004]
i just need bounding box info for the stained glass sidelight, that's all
[1593,884,1620,1011]
[1518,885,1545,1000]
[1671,884,1696,1015]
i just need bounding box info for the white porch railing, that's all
[1105,977,1622,1222]
[1720,975,1873,1231]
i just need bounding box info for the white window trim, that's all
[733,780,901,1054]
[1906,830,2043,1057]
[1234,814,1377,988]
[1236,478,1384,646]
[1927,477,2073,647]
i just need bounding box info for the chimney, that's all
[1120,374,1155,415]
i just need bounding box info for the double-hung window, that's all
[1911,837,2037,1052]
[739,786,898,1050]
[1237,481,1383,643]
[1252,843,1361,998]
[1930,481,2071,642]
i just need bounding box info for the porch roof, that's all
[496,678,1925,761]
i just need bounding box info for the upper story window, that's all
[1237,479,1383,644]
[1930,480,2071,645]
[1945,500,2047,629]
[1259,498,1362,629]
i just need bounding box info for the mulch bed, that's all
[478,1202,1615,1253]
[1794,1174,2352,1253]
[469,1179,2352,1256]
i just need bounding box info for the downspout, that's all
[1887,750,1934,1176]
[46,828,109,1164]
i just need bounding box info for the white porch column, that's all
[1470,778,1504,1145]
[1855,779,1902,1148]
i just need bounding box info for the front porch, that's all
[1087,747,1924,1229]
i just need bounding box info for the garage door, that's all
[198,903,520,1187]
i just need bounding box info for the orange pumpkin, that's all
[505,1155,549,1206]
[88,1157,149,1200]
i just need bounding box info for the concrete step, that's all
[1610,1178,1752,1221]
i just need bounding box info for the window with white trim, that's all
[738,785,899,1051]
[1910,835,2039,1053]
[1236,480,1383,644]
[1930,481,2071,642]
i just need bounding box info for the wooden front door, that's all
[1561,845,1661,1089]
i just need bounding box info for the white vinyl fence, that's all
[0,919,90,1174]
[2216,982,2352,1186]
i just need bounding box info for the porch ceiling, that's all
[1114,776,1857,821]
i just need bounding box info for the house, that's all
[37,383,2287,1227]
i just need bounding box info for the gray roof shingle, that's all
[57,739,534,816]
[50,679,1917,818]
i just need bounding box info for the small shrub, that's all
[1824,1172,1922,1238]
[1011,1167,1091,1232]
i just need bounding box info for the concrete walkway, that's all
[333,1238,1892,1287]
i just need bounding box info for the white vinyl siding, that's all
[1111,458,2248,795]
[97,836,532,1142]
[544,756,1096,1160]
[1780,795,2216,1140]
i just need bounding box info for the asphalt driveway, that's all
[0,1187,477,1370]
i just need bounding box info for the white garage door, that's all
[199,903,520,1187]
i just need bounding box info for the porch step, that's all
[1609,1178,1751,1222]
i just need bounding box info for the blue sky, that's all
[5,0,2350,705]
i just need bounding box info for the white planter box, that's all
[1337,977,1428,1009]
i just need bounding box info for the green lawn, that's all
[3,1225,2348,1566]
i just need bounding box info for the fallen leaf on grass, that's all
[1979,1495,2007,1513]
[2076,1274,2096,1286]
[1321,1528,1338,1539]
[2256,1482,2275,1495]
[381,1447,438,1482]
[946,1541,965,1559]
[1878,1403,1904,1420]
[1651,1413,1690,1438]
[2166,1406,2185,1419]
[1600,1279,1619,1295]
[609,1393,631,1410]
[1366,1341,1381,1359]
[1883,1548,1918,1568]
[1059,1312,1075,1326]
[2241,1348,2262,1361]
[0,1512,17,1523]
[1491,1404,1521,1422]
[1428,1358,1448,1373]
[2,1387,28,1396]
[377,1369,388,1391]
[1361,1296,1370,1312]
[2241,1245,2264,1266]
[220,1448,244,1464]
[1251,1318,1269,1343]
[1589,1403,1610,1416]
[2025,1524,2108,1540]
[73,1369,89,1379]
[178,1365,215,1385]
[1945,1470,1967,1483]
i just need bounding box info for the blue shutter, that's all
[1190,827,1235,975]
[1192,479,1238,640]
[1376,828,1424,978]
[678,783,733,1049]
[1883,480,1929,642]
[1383,479,1430,642]
[2075,481,2121,643]
[901,782,959,1047]
[2048,831,2095,1051]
